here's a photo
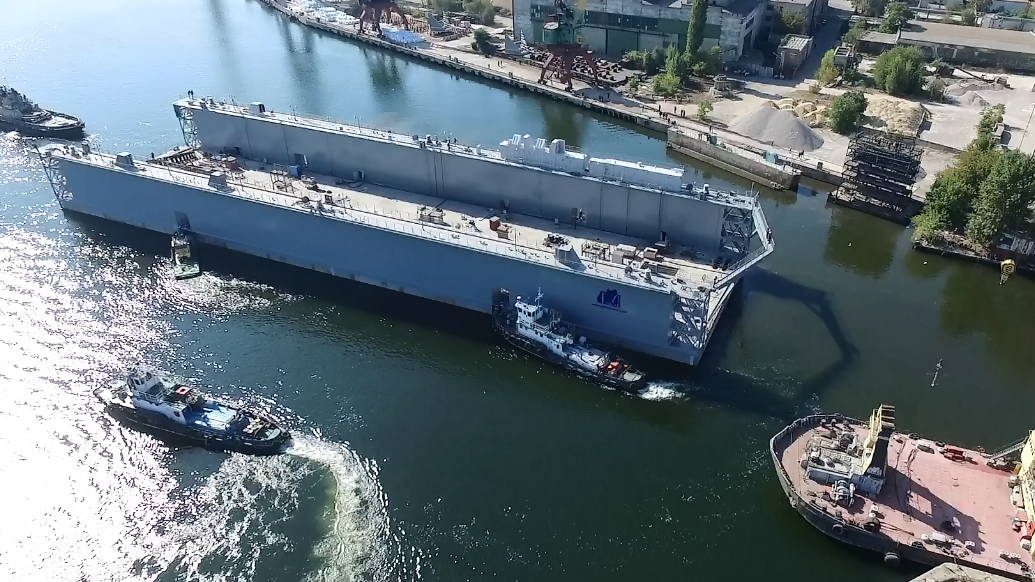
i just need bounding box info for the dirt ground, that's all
[652,66,1035,199]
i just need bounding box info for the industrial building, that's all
[766,0,827,36]
[859,20,1035,72]
[512,0,766,62]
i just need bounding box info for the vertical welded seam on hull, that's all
[242,113,256,160]
[278,118,291,164]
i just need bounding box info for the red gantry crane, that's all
[357,0,410,35]
[539,0,599,91]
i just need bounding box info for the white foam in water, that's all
[637,381,685,401]
[286,436,393,582]
[157,436,395,582]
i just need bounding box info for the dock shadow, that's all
[654,268,858,423]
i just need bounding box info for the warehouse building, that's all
[859,20,1035,72]
[512,0,766,62]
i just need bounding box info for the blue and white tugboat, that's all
[492,288,647,392]
[94,369,290,455]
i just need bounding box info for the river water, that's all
[1,1,1033,581]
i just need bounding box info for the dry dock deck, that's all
[68,146,730,307]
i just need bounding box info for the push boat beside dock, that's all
[771,405,1035,580]
[492,288,646,392]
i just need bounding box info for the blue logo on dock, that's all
[595,289,624,312]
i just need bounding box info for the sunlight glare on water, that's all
[0,134,411,582]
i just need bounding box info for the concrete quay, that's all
[253,0,845,190]
[912,563,1015,582]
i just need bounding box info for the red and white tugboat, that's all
[492,288,646,392]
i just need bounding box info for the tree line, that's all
[914,106,1035,249]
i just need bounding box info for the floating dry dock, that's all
[39,98,774,364]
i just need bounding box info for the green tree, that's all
[827,90,868,134]
[929,77,946,100]
[817,49,839,84]
[966,151,1035,246]
[961,7,977,25]
[685,0,708,58]
[652,72,682,97]
[691,47,723,76]
[665,45,690,80]
[480,3,496,24]
[851,0,888,17]
[777,10,807,34]
[879,1,911,32]
[923,168,979,230]
[977,104,1005,137]
[627,76,640,92]
[873,46,926,96]
[842,20,869,45]
[698,98,713,120]
[913,204,950,242]
[472,28,494,54]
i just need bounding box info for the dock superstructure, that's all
[39,98,774,365]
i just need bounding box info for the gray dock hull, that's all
[54,157,732,364]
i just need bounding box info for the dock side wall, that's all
[188,106,730,256]
[57,158,705,365]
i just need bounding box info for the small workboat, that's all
[492,288,647,392]
[171,229,201,280]
[95,368,290,455]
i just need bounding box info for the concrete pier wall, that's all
[188,103,740,257]
[667,128,800,191]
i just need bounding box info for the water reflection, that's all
[939,265,1035,374]
[536,99,587,148]
[362,48,406,102]
[275,13,326,115]
[823,206,901,278]
[206,0,244,89]
[902,247,949,280]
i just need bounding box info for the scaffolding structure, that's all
[830,133,924,224]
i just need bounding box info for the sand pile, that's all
[865,97,924,135]
[729,106,824,151]
[947,79,1004,97]
[956,91,989,108]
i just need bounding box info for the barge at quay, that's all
[771,405,1035,579]
[38,97,774,365]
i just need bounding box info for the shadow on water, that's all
[664,268,859,423]
[823,204,902,278]
[537,99,588,149]
[66,213,854,426]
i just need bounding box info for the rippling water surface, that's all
[4,1,1035,581]
[0,134,412,580]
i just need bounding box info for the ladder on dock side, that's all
[987,436,1028,463]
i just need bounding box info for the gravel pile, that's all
[956,91,990,108]
[947,79,1004,97]
[729,106,824,151]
